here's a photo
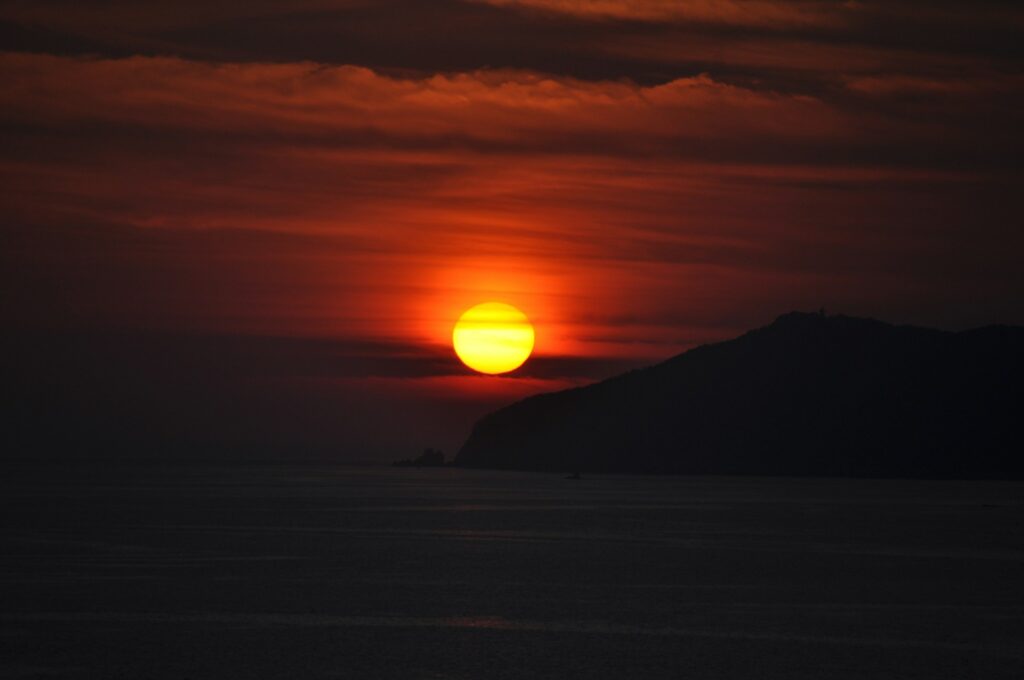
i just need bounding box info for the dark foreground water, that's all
[2,464,1022,679]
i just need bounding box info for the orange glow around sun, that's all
[452,302,535,374]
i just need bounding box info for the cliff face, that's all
[455,313,1024,478]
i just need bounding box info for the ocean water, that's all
[2,464,1023,679]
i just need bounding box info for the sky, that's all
[3,0,1023,461]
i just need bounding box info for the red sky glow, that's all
[3,0,1022,459]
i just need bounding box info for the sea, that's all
[2,464,1023,679]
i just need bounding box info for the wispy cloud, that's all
[472,0,852,27]
[3,52,1020,355]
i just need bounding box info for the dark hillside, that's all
[455,313,1024,478]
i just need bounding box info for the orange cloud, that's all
[3,51,1020,375]
[0,53,845,150]
[471,0,852,28]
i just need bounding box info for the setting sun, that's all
[453,302,535,375]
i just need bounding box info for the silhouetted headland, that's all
[455,312,1024,478]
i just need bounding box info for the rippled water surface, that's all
[2,464,1023,679]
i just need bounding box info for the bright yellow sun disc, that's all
[452,302,535,375]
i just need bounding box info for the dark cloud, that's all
[3,1,1022,89]
[5,53,1020,174]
